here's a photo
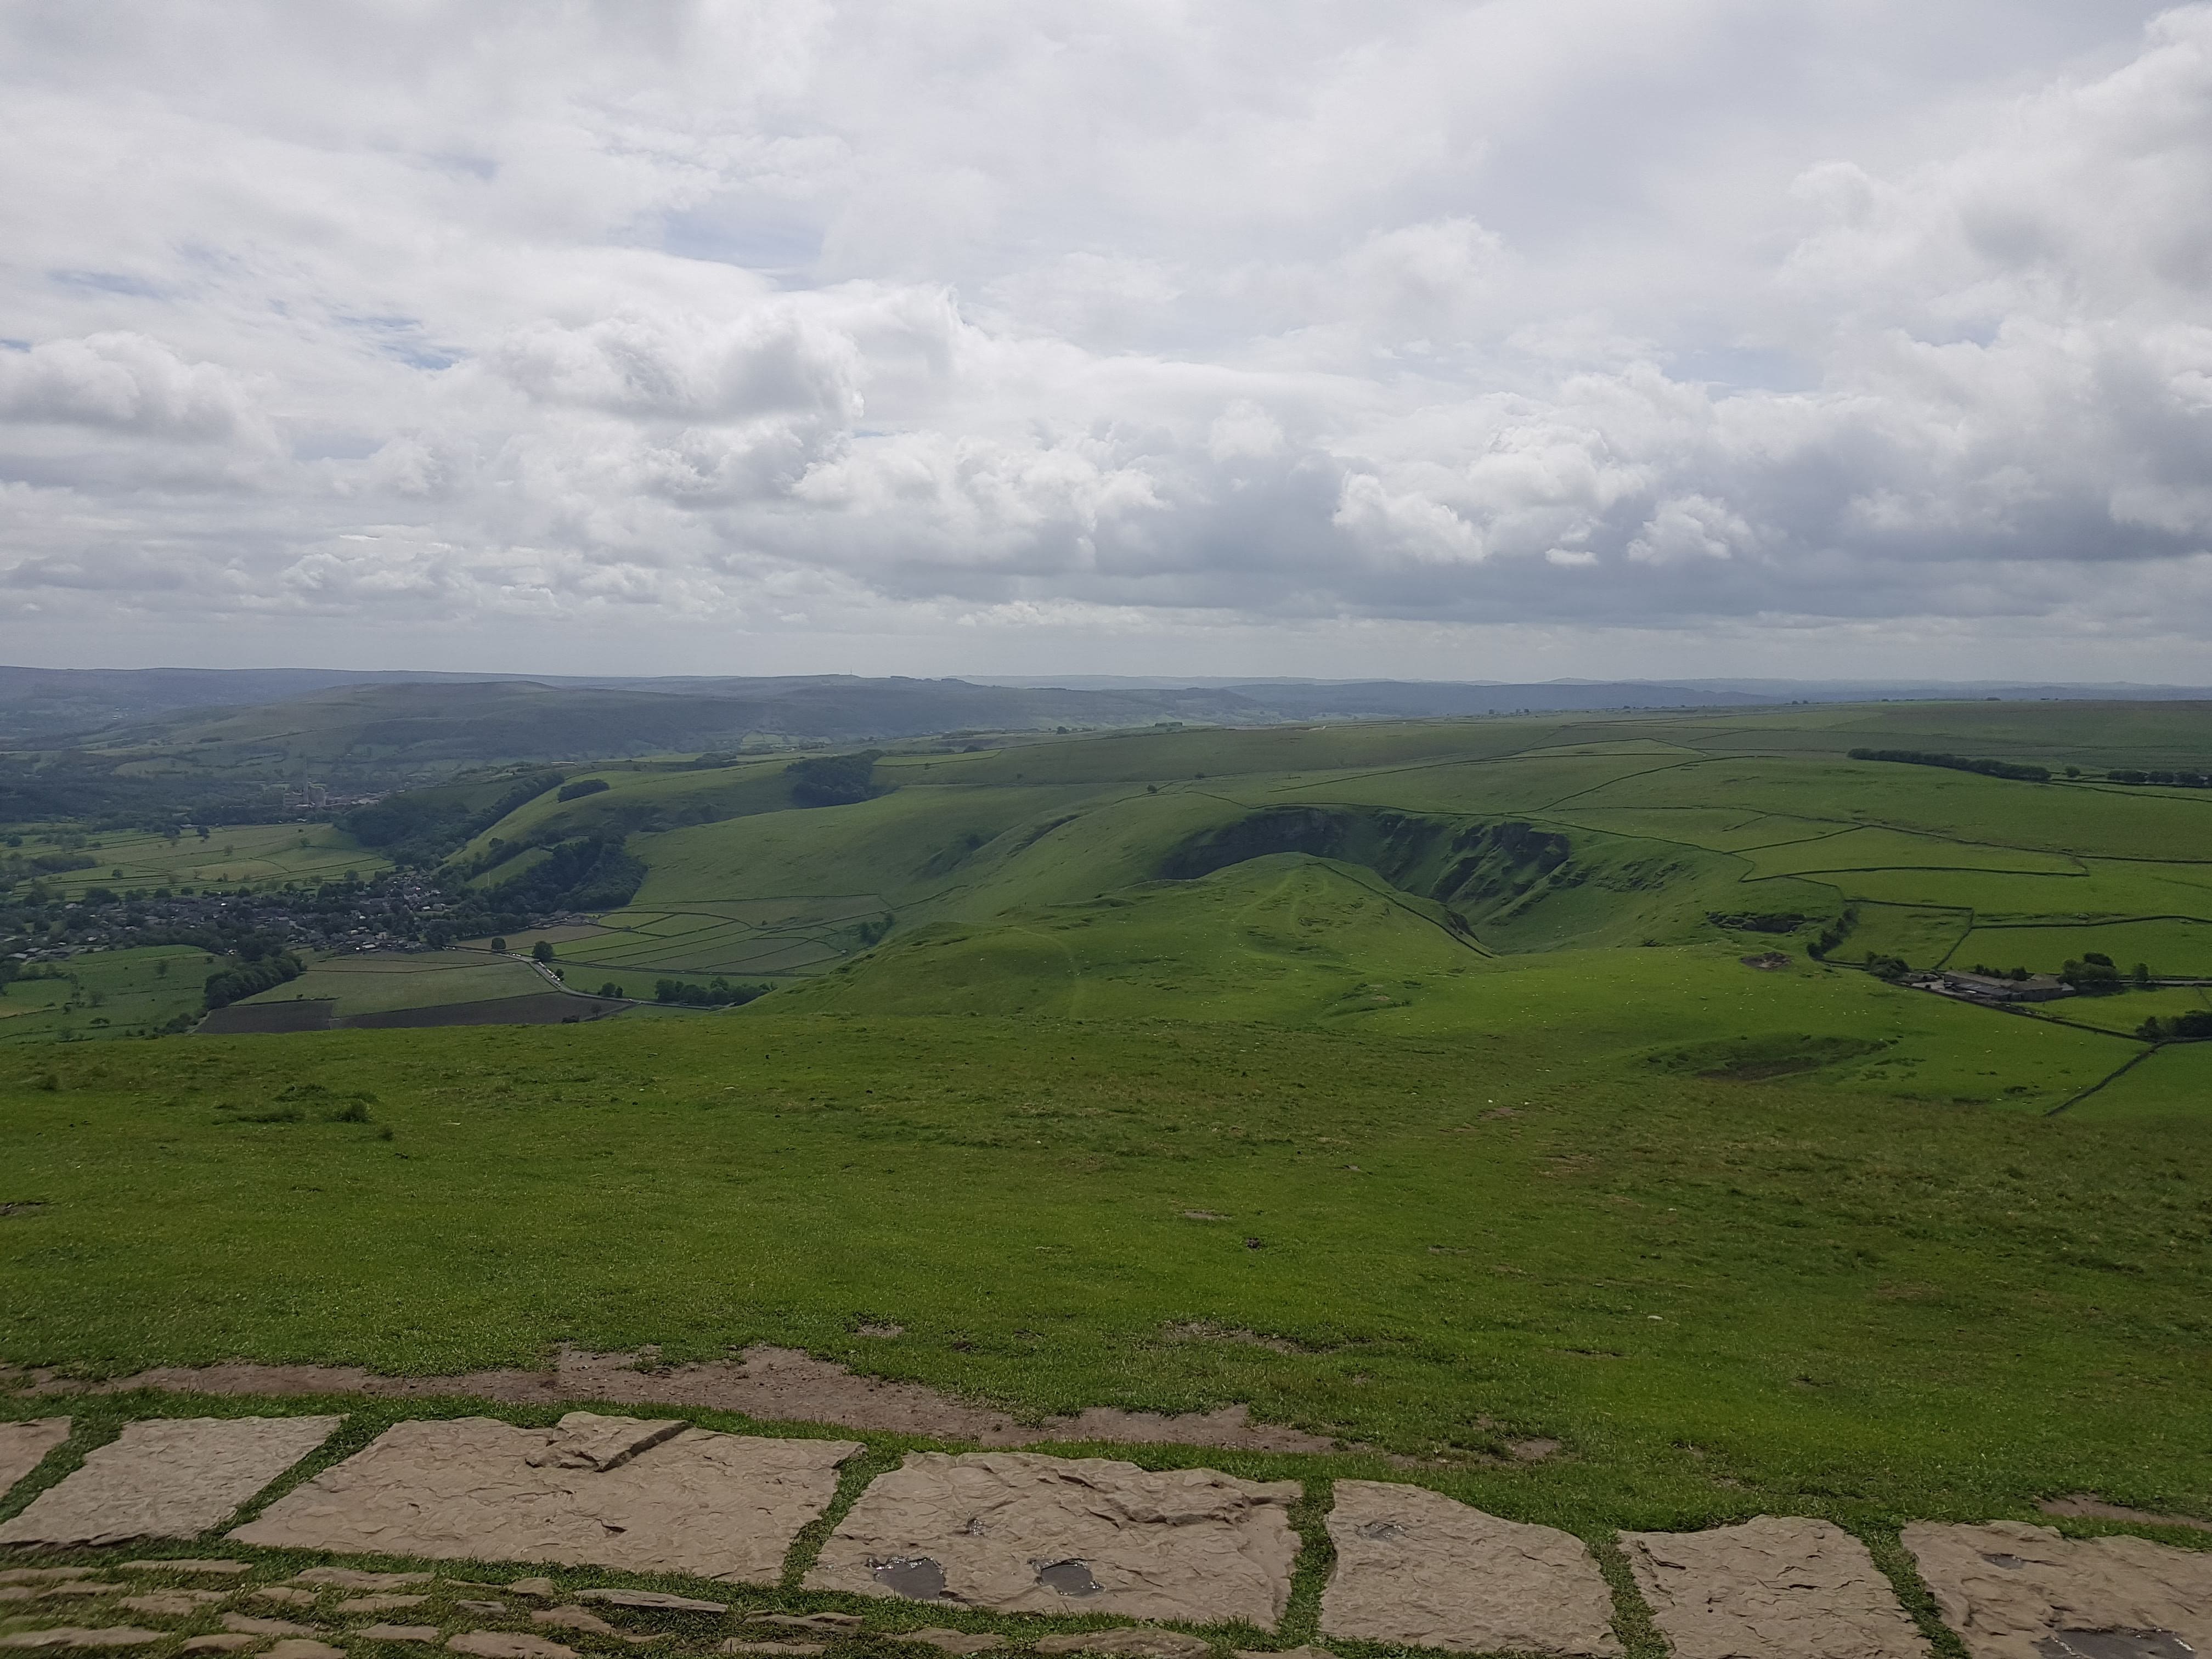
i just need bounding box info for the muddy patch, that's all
[2038,1495,2212,1534]
[36,1345,1335,1454]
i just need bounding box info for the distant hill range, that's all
[0,663,2205,765]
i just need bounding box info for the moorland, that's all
[5,689,2212,1550]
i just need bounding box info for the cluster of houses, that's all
[1900,969,2072,1005]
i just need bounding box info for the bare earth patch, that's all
[2038,1496,2212,1535]
[803,1449,1301,1625]
[1623,1516,1929,1659]
[1319,1480,1620,1656]
[45,1345,1334,1453]
[229,1413,854,1584]
[1903,1521,2212,1659]
[0,1417,340,1548]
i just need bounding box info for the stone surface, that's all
[336,1596,430,1615]
[120,1562,250,1577]
[532,1609,619,1637]
[0,1634,164,1650]
[1319,1480,1621,1656]
[455,1605,506,1618]
[1033,1632,1213,1659]
[0,1419,70,1496]
[449,1636,578,1659]
[0,1417,340,1548]
[575,1592,729,1614]
[295,1570,434,1590]
[504,1581,558,1600]
[714,1647,822,1658]
[906,1635,1006,1656]
[744,1616,859,1634]
[266,1641,345,1659]
[39,1586,116,1599]
[1903,1521,2212,1659]
[0,1573,94,1587]
[1235,1649,1338,1659]
[223,1615,318,1637]
[230,1416,856,1584]
[524,1414,687,1474]
[253,1591,323,1608]
[359,1628,442,1644]
[118,1592,230,1616]
[179,1638,262,1652]
[804,1450,1300,1624]
[1624,1517,1930,1659]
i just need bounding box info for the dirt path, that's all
[14,1346,1336,1454]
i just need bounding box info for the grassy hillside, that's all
[7,698,2212,1528]
[5,1009,2210,1526]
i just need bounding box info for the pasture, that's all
[25,822,386,897]
[7,699,2212,1528]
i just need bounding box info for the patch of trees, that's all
[2105,769,2212,788]
[1807,907,1859,960]
[2059,952,2129,991]
[786,750,881,807]
[653,977,771,1007]
[2139,1011,2212,1041]
[1847,748,2051,784]
[482,834,645,913]
[340,769,566,865]
[556,778,611,802]
[204,950,304,1009]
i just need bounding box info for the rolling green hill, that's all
[8,698,2212,1531]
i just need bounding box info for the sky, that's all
[1,1,2208,682]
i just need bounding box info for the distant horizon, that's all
[3,5,2207,679]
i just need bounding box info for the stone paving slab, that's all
[1319,1480,1621,1656]
[0,1418,340,1548]
[228,1413,859,1585]
[804,1450,1301,1624]
[1903,1521,2212,1659]
[0,1420,70,1497]
[0,1632,165,1650]
[1624,1517,1929,1659]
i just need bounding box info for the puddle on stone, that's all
[1357,1520,1408,1542]
[2037,1630,2197,1659]
[1034,1559,1100,1597]
[870,1557,947,1601]
[1981,1553,2030,1568]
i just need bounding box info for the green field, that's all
[235,950,557,1017]
[7,700,2212,1528]
[17,822,387,896]
[0,944,211,1043]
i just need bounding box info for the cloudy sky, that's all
[2,1,2208,680]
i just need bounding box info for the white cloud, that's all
[0,0,2204,676]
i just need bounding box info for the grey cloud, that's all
[0,0,2204,675]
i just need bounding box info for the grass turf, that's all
[5,1005,2210,1525]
